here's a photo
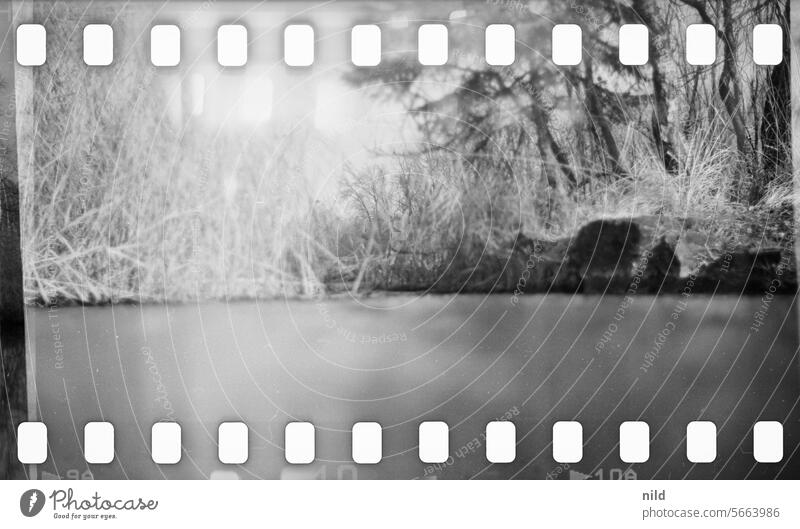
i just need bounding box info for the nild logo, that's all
[20,489,45,517]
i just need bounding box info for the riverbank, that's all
[329,215,796,297]
[30,214,795,307]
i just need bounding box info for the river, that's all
[29,294,800,479]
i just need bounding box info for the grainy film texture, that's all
[0,0,797,479]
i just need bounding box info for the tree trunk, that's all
[718,0,750,199]
[679,0,751,199]
[531,105,577,189]
[753,0,790,203]
[631,0,678,174]
[583,58,625,178]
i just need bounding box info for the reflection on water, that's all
[30,294,800,479]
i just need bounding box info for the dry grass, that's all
[338,109,792,291]
[19,4,793,304]
[22,4,327,305]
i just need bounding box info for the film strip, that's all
[13,419,787,467]
[0,0,796,482]
[13,21,787,67]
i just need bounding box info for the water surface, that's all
[30,294,800,479]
